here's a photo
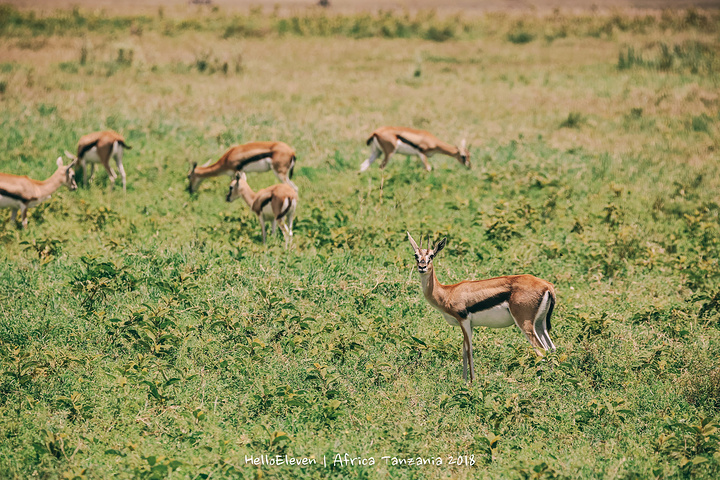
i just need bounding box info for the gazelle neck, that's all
[418,265,447,307]
[434,140,459,157]
[194,161,225,178]
[31,169,65,200]
[237,183,257,209]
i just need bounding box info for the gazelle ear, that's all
[64,150,77,161]
[432,237,447,256]
[460,139,467,150]
[239,171,247,181]
[56,157,64,167]
[407,231,420,252]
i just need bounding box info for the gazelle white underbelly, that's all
[82,142,121,164]
[468,301,515,328]
[0,195,23,209]
[394,140,423,157]
[27,196,50,208]
[240,158,273,173]
[260,198,294,221]
[438,301,515,328]
[260,201,275,220]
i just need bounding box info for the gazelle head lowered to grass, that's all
[408,232,446,274]
[457,139,471,169]
[57,156,79,191]
[187,159,213,194]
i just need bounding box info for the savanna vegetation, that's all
[1,3,720,479]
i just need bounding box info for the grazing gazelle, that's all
[226,172,298,248]
[407,232,556,383]
[65,130,131,192]
[0,157,77,228]
[188,141,298,194]
[360,126,471,172]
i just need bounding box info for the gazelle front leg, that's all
[459,319,475,383]
[19,204,29,229]
[258,214,267,245]
[419,153,432,172]
[81,159,91,187]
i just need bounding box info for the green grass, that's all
[1,5,720,479]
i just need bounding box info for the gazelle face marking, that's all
[188,163,200,193]
[65,167,77,191]
[408,232,446,274]
[226,172,245,203]
[57,156,77,191]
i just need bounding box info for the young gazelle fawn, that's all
[65,130,131,192]
[0,157,77,228]
[407,232,556,383]
[226,172,298,248]
[188,141,298,194]
[360,126,471,172]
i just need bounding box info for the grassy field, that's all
[1,4,720,479]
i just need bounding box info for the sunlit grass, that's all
[1,5,720,479]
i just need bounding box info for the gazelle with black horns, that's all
[0,157,77,228]
[226,172,298,248]
[188,141,298,194]
[65,129,131,192]
[407,232,556,383]
[360,126,470,172]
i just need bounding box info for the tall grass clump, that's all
[618,41,719,75]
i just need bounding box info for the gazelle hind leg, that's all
[279,221,292,248]
[509,307,546,354]
[359,143,381,172]
[102,161,118,189]
[115,148,127,192]
[533,292,555,351]
[275,171,299,192]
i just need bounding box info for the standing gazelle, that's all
[65,130,131,192]
[188,141,298,194]
[0,157,77,228]
[226,172,298,248]
[360,126,471,172]
[407,232,556,383]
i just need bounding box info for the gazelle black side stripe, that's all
[460,291,511,319]
[258,197,272,211]
[276,200,293,220]
[236,152,273,171]
[397,135,422,151]
[0,188,29,203]
[78,140,100,158]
